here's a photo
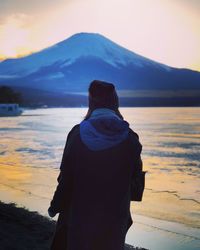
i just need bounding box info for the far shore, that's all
[0,201,148,250]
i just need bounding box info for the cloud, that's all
[175,0,200,9]
[0,13,31,35]
[0,0,71,23]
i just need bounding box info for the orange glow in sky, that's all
[0,0,199,71]
[0,18,30,57]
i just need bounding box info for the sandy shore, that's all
[0,201,148,250]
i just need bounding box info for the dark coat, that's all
[49,124,143,250]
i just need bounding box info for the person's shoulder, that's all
[67,124,80,140]
[128,128,142,151]
[128,128,140,140]
[63,125,80,151]
[70,124,80,134]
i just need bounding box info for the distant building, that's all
[0,103,23,116]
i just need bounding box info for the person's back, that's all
[48,80,144,250]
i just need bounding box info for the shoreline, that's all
[1,199,200,250]
[0,160,199,230]
[0,201,148,250]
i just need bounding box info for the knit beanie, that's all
[88,80,119,111]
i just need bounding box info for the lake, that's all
[0,107,200,250]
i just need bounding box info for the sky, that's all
[0,0,200,71]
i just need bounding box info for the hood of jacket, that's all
[80,108,129,151]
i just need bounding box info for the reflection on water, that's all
[0,107,200,249]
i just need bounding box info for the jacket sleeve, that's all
[129,130,146,202]
[49,125,78,214]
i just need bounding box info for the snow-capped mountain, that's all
[0,32,200,98]
[0,33,170,77]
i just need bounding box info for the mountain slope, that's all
[0,33,170,77]
[0,32,199,101]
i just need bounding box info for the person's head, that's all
[84,80,123,120]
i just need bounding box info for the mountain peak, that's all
[56,32,112,50]
[61,32,109,42]
[68,32,103,38]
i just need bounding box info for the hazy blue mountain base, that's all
[12,87,200,107]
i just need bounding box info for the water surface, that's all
[0,107,200,250]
